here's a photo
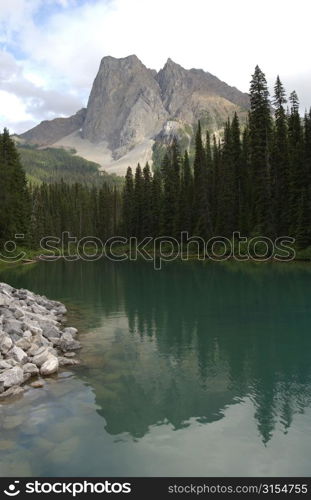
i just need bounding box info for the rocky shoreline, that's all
[0,282,81,400]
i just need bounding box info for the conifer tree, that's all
[170,138,181,236]
[161,152,173,235]
[133,164,144,238]
[295,191,311,248]
[161,139,181,237]
[142,162,153,238]
[205,131,214,229]
[249,66,273,235]
[193,122,212,237]
[0,129,30,243]
[271,76,289,235]
[151,167,163,237]
[122,167,134,237]
[303,109,311,238]
[29,185,47,248]
[99,183,115,240]
[211,135,220,231]
[304,109,311,190]
[179,150,193,234]
[288,91,304,236]
[240,125,252,234]
[230,113,242,230]
[216,120,235,236]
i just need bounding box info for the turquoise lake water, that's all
[0,260,311,476]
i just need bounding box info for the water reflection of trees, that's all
[115,261,311,442]
[2,260,311,443]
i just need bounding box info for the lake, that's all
[0,259,311,476]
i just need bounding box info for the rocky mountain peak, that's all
[157,57,188,87]
[163,57,182,68]
[81,54,167,154]
[99,54,144,70]
[20,55,250,174]
[156,58,192,115]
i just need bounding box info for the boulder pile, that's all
[0,282,80,400]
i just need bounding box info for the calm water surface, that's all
[0,260,311,476]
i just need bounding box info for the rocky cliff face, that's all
[20,55,249,174]
[82,55,168,159]
[156,58,249,126]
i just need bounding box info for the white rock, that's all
[27,344,40,357]
[61,331,74,343]
[0,333,13,354]
[60,338,81,352]
[34,314,58,326]
[5,358,17,367]
[58,357,80,367]
[23,372,31,383]
[22,319,42,335]
[54,304,67,315]
[0,366,24,388]
[0,295,11,307]
[3,318,23,337]
[0,283,14,293]
[12,307,24,320]
[32,348,51,367]
[23,363,39,375]
[42,325,61,340]
[49,337,61,347]
[7,345,28,365]
[16,338,31,351]
[23,330,32,340]
[31,303,47,315]
[32,346,46,356]
[63,327,78,337]
[40,355,59,376]
[0,360,12,370]
[32,333,51,347]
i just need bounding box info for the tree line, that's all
[0,128,121,248]
[0,65,311,251]
[29,181,121,247]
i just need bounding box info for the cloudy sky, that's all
[1,0,310,133]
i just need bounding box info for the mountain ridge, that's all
[20,55,250,175]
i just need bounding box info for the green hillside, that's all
[17,144,123,187]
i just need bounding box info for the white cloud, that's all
[0,89,35,134]
[0,48,83,133]
[0,0,311,133]
[0,90,30,121]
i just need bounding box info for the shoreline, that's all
[1,255,311,267]
[0,249,311,275]
[0,282,81,401]
[29,252,311,264]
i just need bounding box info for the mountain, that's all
[156,58,248,124]
[82,55,168,158]
[21,108,86,147]
[20,55,249,175]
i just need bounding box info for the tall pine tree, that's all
[249,66,273,235]
[193,122,212,237]
[271,76,289,235]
